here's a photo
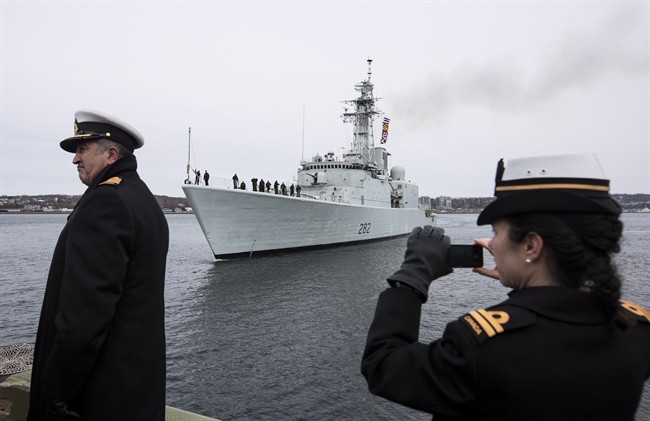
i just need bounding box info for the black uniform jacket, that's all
[28,155,169,421]
[362,286,650,421]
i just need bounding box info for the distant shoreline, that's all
[0,209,194,215]
[2,193,648,214]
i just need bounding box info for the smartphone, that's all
[447,244,484,268]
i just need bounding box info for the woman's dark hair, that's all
[505,212,629,324]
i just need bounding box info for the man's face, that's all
[72,141,111,186]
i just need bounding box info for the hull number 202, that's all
[358,223,371,234]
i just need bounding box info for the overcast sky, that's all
[1,1,648,199]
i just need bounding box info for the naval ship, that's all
[182,60,435,259]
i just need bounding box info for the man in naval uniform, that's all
[28,109,169,421]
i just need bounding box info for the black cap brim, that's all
[477,189,622,225]
[60,134,104,153]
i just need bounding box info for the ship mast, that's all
[342,58,381,165]
[186,127,191,182]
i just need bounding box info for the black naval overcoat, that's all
[28,155,169,421]
[362,286,650,421]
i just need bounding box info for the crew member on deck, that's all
[233,173,239,189]
[204,170,210,186]
[361,153,650,420]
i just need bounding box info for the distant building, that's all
[436,196,453,210]
[418,196,432,209]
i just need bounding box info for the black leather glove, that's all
[45,396,82,421]
[387,226,452,302]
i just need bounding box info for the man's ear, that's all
[106,146,120,164]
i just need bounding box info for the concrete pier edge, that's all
[0,371,220,421]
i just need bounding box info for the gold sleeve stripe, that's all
[496,183,609,192]
[469,310,497,338]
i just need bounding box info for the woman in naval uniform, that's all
[361,153,650,421]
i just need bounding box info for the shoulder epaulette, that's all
[99,177,122,186]
[620,300,650,324]
[460,305,536,345]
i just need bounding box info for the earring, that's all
[525,258,532,263]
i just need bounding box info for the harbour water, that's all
[1,213,648,420]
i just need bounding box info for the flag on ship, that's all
[380,117,390,144]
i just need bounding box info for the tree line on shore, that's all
[0,194,190,212]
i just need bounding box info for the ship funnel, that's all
[374,147,389,171]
